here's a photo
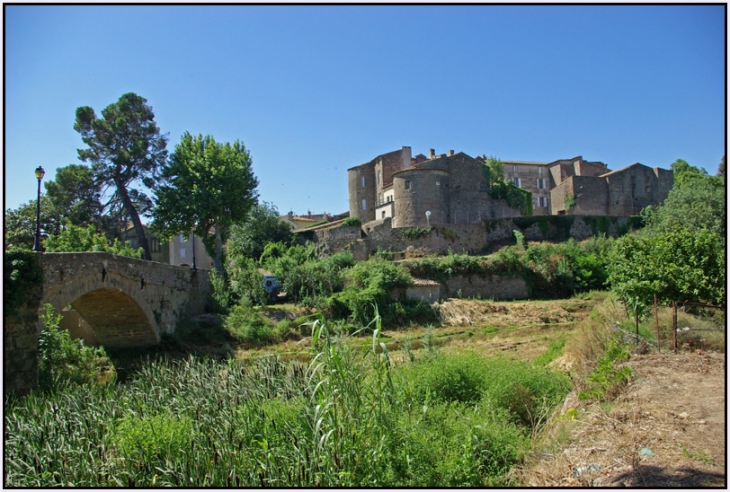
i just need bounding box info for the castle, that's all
[347,146,673,228]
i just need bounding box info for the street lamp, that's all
[33,166,45,252]
[191,230,197,272]
[425,210,431,228]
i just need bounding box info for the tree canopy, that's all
[226,202,294,263]
[641,159,725,237]
[74,92,168,260]
[44,224,142,258]
[152,132,259,274]
[610,159,725,308]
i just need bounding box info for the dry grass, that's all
[514,299,726,488]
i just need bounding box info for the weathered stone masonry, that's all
[4,252,212,395]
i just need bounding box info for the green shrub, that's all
[37,304,114,390]
[578,338,633,401]
[331,259,413,324]
[227,255,266,306]
[279,251,353,304]
[400,227,430,240]
[44,224,142,258]
[207,269,232,313]
[224,305,275,345]
[4,249,44,316]
[342,216,361,227]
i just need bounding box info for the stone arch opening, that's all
[68,288,159,349]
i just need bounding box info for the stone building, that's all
[498,156,609,215]
[550,162,674,216]
[348,147,521,228]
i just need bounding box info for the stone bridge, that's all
[5,252,212,395]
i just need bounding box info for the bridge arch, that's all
[61,288,159,349]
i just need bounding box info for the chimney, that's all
[428,148,435,159]
[447,150,454,157]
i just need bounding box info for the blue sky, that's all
[4,5,726,218]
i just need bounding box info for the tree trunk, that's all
[213,225,224,275]
[115,177,152,260]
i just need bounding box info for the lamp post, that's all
[33,166,45,252]
[191,230,197,272]
[425,210,431,228]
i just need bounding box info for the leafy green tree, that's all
[152,132,259,274]
[44,164,103,229]
[608,226,725,307]
[641,159,725,237]
[44,224,142,258]
[226,202,294,264]
[74,93,168,260]
[4,196,64,250]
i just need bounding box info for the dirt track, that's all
[519,350,726,487]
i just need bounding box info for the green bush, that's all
[37,304,114,390]
[400,227,430,240]
[331,259,413,324]
[223,305,275,345]
[227,255,266,306]
[44,224,143,258]
[207,269,232,313]
[342,216,361,227]
[279,251,354,304]
[4,249,44,316]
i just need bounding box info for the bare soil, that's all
[517,350,726,487]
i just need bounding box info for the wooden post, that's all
[654,294,660,353]
[635,304,639,341]
[673,301,678,354]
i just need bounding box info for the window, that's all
[180,248,186,258]
[405,180,411,190]
[381,211,386,219]
[387,195,392,202]
[436,181,440,186]
[538,197,547,208]
[537,178,546,189]
[150,238,161,253]
[180,233,187,243]
[377,170,382,185]
[378,193,383,205]
[361,176,366,188]
[513,165,517,173]
[513,177,521,188]
[362,199,367,210]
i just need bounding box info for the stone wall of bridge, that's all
[4,252,212,396]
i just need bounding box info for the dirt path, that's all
[519,350,726,487]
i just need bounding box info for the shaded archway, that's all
[70,288,158,349]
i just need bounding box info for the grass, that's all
[4,314,575,487]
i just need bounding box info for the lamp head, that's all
[35,166,45,180]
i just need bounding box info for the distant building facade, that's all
[347,147,673,227]
[122,225,214,269]
[348,147,521,228]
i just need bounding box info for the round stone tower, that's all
[347,162,376,222]
[392,168,450,227]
